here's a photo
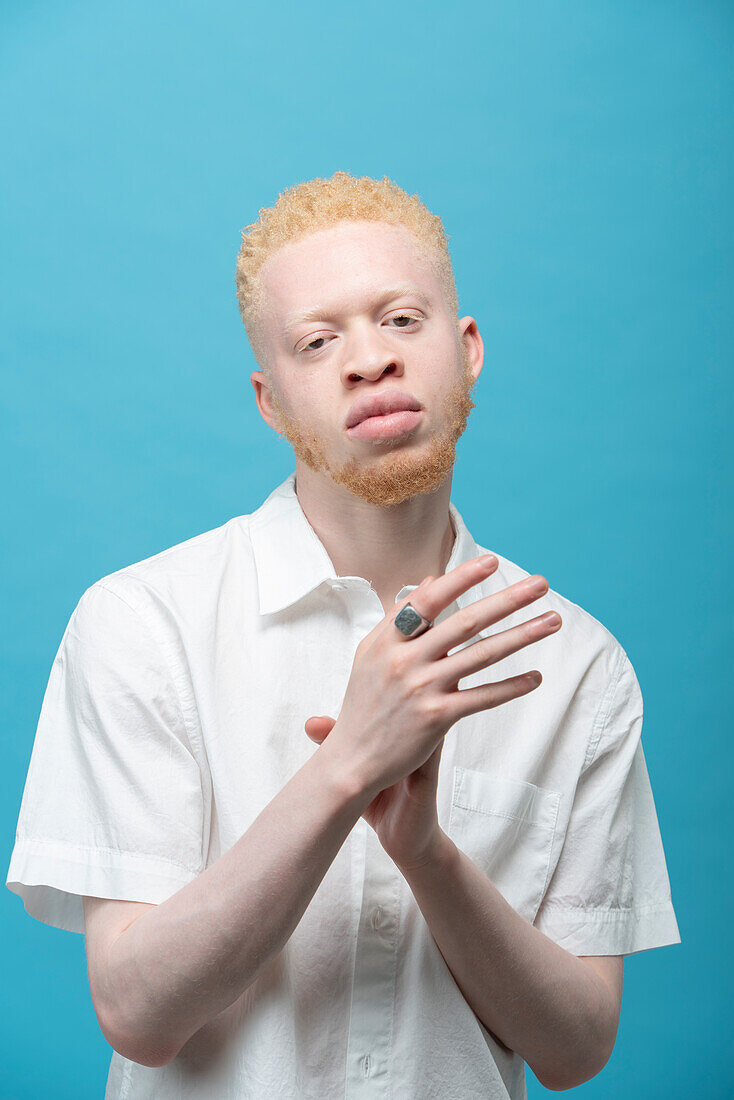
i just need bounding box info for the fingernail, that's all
[479,555,497,568]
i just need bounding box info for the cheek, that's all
[273,372,333,431]
[418,317,457,360]
[418,333,459,383]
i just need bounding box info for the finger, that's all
[389,573,434,615]
[436,610,562,686]
[414,574,551,660]
[444,670,542,723]
[304,724,325,744]
[376,574,434,640]
[304,716,336,741]
[384,555,498,638]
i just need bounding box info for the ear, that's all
[458,316,484,386]
[250,370,282,434]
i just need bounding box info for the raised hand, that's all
[305,555,562,869]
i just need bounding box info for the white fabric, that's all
[7,470,681,1099]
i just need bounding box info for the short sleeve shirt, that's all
[6,471,681,1099]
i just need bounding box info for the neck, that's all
[293,463,456,611]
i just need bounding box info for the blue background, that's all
[2,2,730,1096]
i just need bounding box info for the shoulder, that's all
[74,511,260,636]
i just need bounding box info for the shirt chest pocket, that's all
[447,767,561,924]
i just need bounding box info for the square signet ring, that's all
[394,602,433,639]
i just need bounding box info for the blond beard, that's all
[265,340,478,507]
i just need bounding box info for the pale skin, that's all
[250,218,482,610]
[254,219,622,1084]
[83,219,621,1087]
[305,562,622,1091]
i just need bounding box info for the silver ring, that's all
[394,602,433,639]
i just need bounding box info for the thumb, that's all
[304,715,337,743]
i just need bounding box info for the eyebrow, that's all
[283,284,433,338]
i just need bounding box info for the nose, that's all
[340,326,405,386]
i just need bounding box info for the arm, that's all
[100,743,371,1067]
[99,554,568,1070]
[301,559,622,1089]
[94,557,498,1068]
[397,832,622,1092]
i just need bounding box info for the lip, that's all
[345,408,423,442]
[345,389,422,430]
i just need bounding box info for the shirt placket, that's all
[335,580,405,1099]
[345,820,402,1097]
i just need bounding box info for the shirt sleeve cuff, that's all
[6,836,201,935]
[533,899,682,956]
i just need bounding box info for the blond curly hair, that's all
[234,170,460,373]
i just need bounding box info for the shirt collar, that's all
[249,471,488,617]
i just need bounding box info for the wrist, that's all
[394,828,457,878]
[315,736,378,813]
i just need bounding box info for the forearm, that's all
[398,833,617,1092]
[105,741,370,1066]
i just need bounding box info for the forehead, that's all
[258,220,443,334]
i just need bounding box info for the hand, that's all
[305,704,447,871]
[307,556,563,865]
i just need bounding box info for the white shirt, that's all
[7,470,681,1099]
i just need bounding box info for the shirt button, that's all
[371,906,383,929]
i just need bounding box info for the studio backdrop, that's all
[2,2,730,1097]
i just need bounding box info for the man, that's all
[7,170,680,1098]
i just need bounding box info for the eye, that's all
[387,313,421,329]
[298,313,421,354]
[303,335,330,353]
